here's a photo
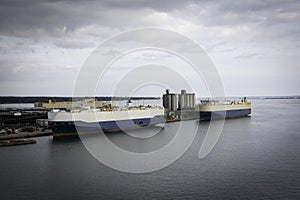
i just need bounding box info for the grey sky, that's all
[0,0,299,96]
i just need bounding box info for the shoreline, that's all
[0,130,52,141]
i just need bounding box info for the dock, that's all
[0,139,36,147]
[0,130,52,141]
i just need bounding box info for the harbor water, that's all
[0,99,300,199]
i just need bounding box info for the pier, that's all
[0,139,36,147]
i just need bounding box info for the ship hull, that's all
[50,115,165,137]
[200,108,251,120]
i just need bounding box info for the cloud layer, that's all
[0,0,299,96]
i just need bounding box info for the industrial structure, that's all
[163,89,196,111]
[163,89,197,121]
[178,90,196,109]
[34,98,112,109]
[162,89,178,112]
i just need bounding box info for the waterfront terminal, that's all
[0,90,251,139]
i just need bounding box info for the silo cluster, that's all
[163,89,178,111]
[163,89,196,111]
[178,90,195,109]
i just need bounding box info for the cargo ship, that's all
[48,101,165,137]
[163,89,251,121]
[199,97,251,120]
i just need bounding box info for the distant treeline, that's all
[246,96,300,99]
[0,96,160,104]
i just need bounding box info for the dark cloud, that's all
[0,0,192,37]
[0,0,299,45]
[0,0,299,95]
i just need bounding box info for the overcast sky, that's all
[0,0,299,97]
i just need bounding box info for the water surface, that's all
[0,99,300,199]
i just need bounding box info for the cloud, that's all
[0,0,299,96]
[234,52,261,59]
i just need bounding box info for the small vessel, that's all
[48,100,165,137]
[199,97,251,120]
[13,112,22,116]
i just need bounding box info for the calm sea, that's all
[0,99,300,199]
